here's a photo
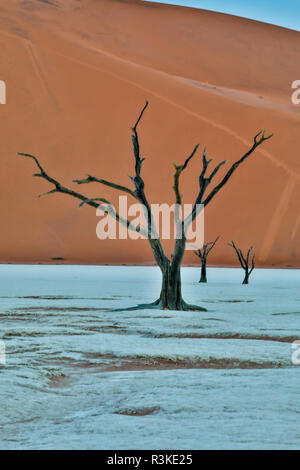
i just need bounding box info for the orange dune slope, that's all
[0,0,299,267]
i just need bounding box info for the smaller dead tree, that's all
[194,236,220,283]
[228,241,255,285]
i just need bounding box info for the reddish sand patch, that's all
[142,333,299,343]
[115,406,160,416]
[81,353,284,371]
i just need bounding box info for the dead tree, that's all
[18,101,272,311]
[228,241,255,284]
[194,236,220,283]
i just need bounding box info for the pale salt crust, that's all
[0,265,299,449]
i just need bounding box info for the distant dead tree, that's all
[228,241,255,285]
[194,236,220,283]
[18,101,272,311]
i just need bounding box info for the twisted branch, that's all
[184,130,273,227]
[17,153,147,236]
[173,144,199,205]
[203,130,273,207]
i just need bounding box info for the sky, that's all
[144,0,300,31]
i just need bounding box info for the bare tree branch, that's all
[184,130,273,227]
[19,102,168,271]
[228,240,246,269]
[193,248,202,259]
[17,153,147,236]
[131,100,149,178]
[203,130,273,207]
[72,103,150,202]
[173,144,199,205]
[194,236,220,260]
[249,253,256,274]
[73,175,137,199]
[246,246,254,264]
[206,235,221,256]
[126,102,166,268]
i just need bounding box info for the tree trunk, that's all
[243,271,249,284]
[199,261,207,283]
[158,260,184,310]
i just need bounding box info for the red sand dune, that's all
[0,0,299,267]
